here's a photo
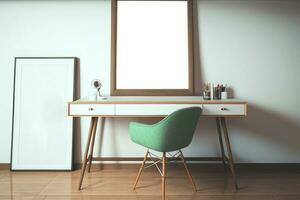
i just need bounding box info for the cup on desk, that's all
[89,91,98,101]
[89,95,97,101]
[221,91,228,99]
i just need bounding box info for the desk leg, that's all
[219,117,238,190]
[88,117,99,173]
[162,152,166,200]
[216,117,227,169]
[78,117,98,190]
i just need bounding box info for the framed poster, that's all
[110,0,194,96]
[11,57,76,170]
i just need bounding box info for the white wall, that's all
[0,0,300,164]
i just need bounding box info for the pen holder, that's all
[213,87,221,100]
[203,90,211,100]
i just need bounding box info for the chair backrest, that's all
[154,106,202,152]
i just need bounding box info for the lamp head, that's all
[91,79,102,90]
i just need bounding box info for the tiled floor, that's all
[0,165,300,199]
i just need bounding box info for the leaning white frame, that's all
[11,57,76,170]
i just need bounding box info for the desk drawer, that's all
[69,104,115,116]
[202,104,246,116]
[115,104,203,116]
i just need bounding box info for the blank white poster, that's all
[116,1,189,89]
[11,58,75,170]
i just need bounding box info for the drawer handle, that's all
[88,108,94,111]
[221,107,228,111]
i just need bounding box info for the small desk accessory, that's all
[204,83,228,100]
[90,79,102,100]
[203,83,211,100]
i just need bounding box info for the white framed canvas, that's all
[11,57,76,170]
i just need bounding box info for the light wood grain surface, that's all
[1,164,300,200]
[68,96,247,105]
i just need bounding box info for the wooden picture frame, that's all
[11,57,77,170]
[111,0,194,96]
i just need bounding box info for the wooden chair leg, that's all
[220,117,238,190]
[162,152,166,200]
[179,150,197,192]
[133,149,149,190]
[78,117,97,190]
[88,117,99,173]
[216,117,227,169]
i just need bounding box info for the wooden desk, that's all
[68,96,247,190]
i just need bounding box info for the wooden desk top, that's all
[69,96,247,105]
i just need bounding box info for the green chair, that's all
[129,107,202,200]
